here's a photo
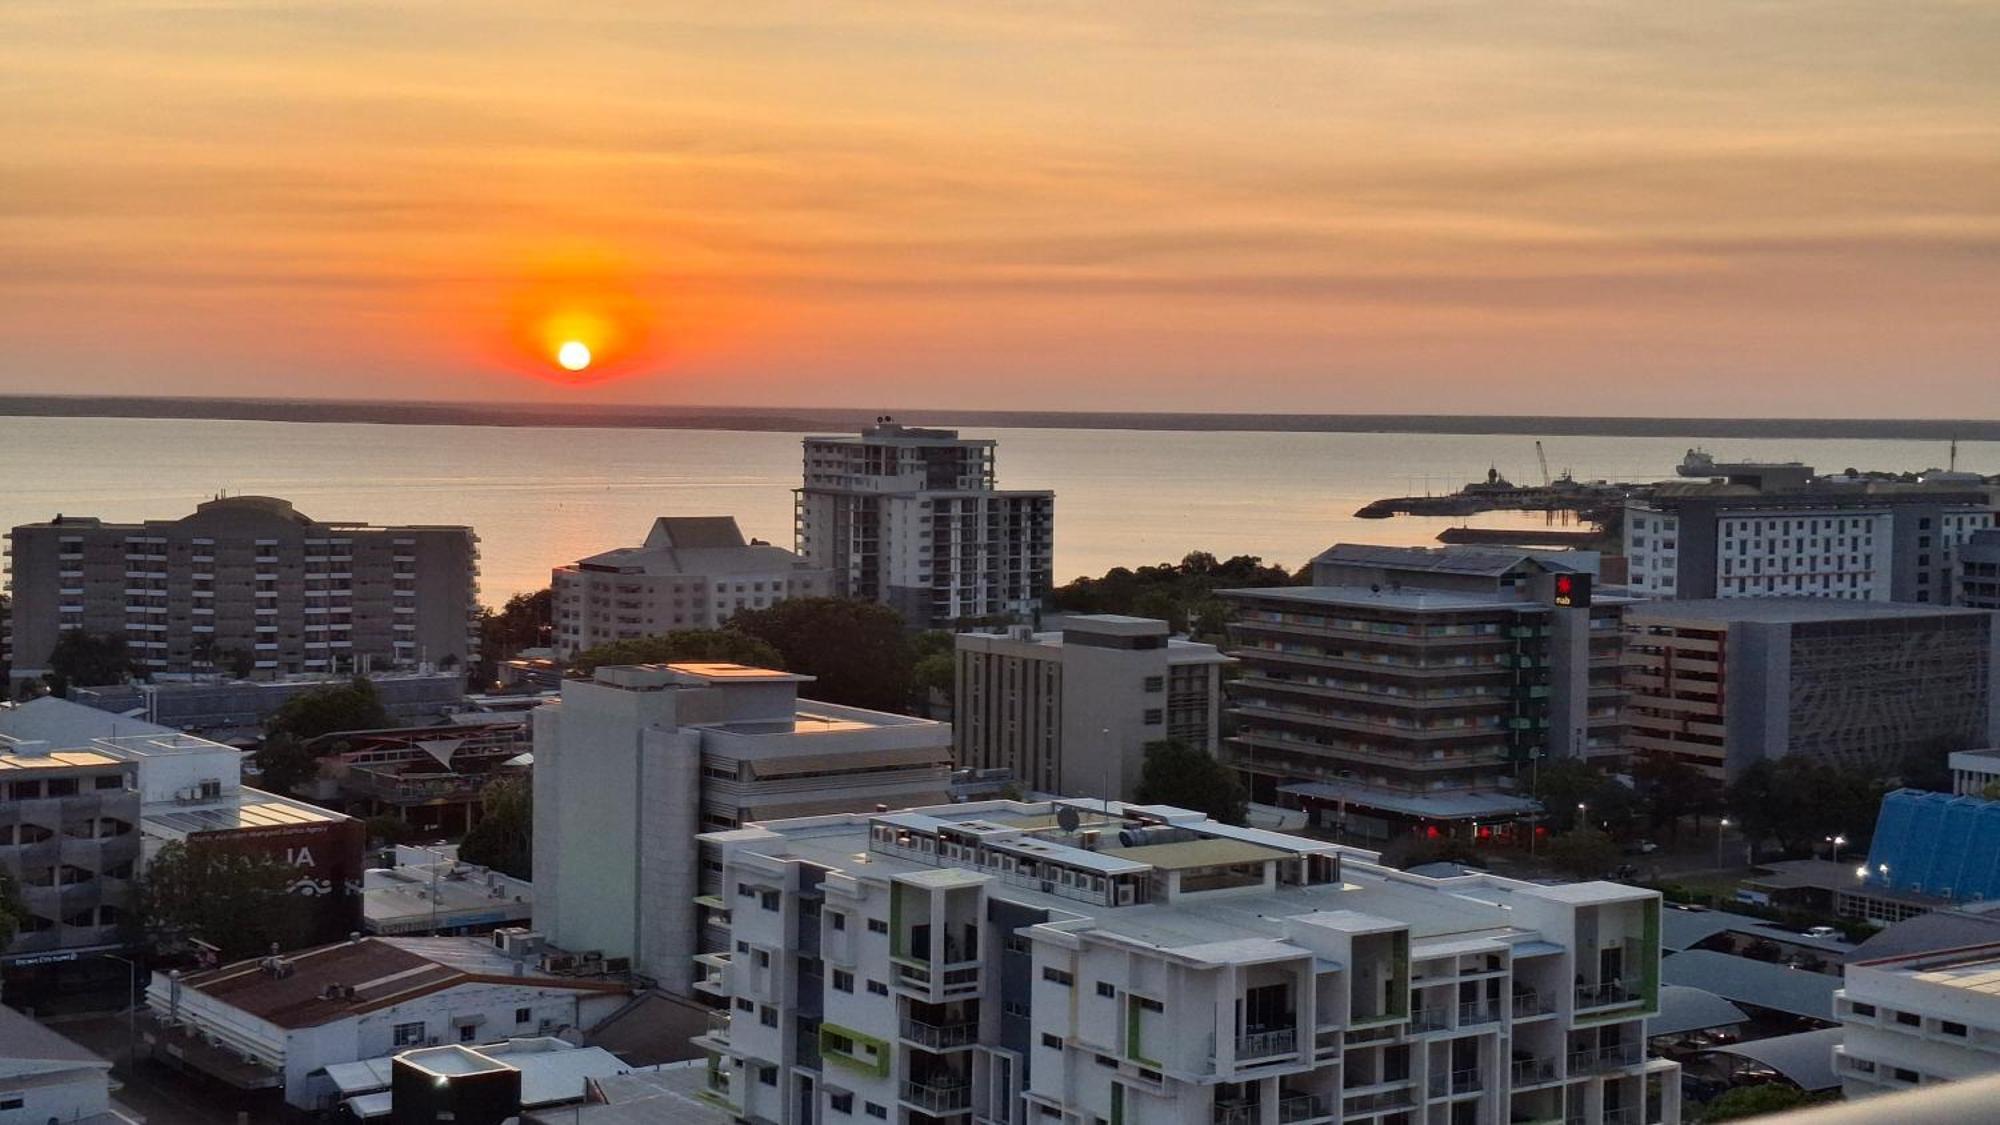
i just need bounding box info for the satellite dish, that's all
[1056,806,1081,834]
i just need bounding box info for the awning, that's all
[1704,1027,1844,1092]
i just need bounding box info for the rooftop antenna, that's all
[1951,437,1959,473]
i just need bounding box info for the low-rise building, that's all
[326,1038,638,1122]
[141,934,630,1112]
[1835,941,2000,1097]
[532,663,953,992]
[698,797,1680,1125]
[307,715,530,835]
[362,846,533,937]
[68,670,466,743]
[1623,598,2000,780]
[0,735,141,965]
[953,615,1232,798]
[551,517,831,658]
[0,1004,116,1123]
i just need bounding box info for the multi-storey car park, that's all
[695,798,1680,1125]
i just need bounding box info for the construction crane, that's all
[1535,441,1551,487]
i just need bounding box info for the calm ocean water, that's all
[1,416,1992,601]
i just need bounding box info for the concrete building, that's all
[1624,460,1994,604]
[0,733,141,965]
[327,1037,641,1122]
[1834,940,2000,1097]
[532,663,953,992]
[953,615,1232,799]
[0,697,364,946]
[1221,545,1631,840]
[0,1003,116,1124]
[1950,748,2000,797]
[6,496,481,683]
[1622,599,2000,780]
[1960,529,2000,610]
[141,934,630,1111]
[795,423,1054,628]
[695,798,1680,1125]
[306,715,530,836]
[69,669,466,742]
[551,517,831,658]
[362,845,534,937]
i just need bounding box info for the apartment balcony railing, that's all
[1236,1027,1297,1060]
[900,1079,972,1113]
[1567,1044,1644,1074]
[901,1017,978,1050]
[1601,1107,1641,1125]
[1574,978,1645,1010]
[1277,1093,1331,1122]
[1428,1067,1481,1097]
[1511,1056,1558,1084]
[1214,1103,1258,1125]
[1513,989,1556,1018]
[1341,1087,1413,1114]
[1458,1001,1499,1026]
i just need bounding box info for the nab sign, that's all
[1552,572,1592,609]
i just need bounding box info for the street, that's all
[48,1012,281,1125]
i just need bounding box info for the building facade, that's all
[1623,600,2000,780]
[0,737,141,964]
[1960,529,2000,611]
[1221,546,1629,840]
[551,516,831,658]
[1624,463,1994,605]
[532,663,954,992]
[795,423,1054,628]
[953,615,1232,798]
[1834,941,2000,1098]
[6,496,481,682]
[696,798,1679,1125]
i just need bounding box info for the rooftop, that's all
[1628,598,1993,625]
[144,788,348,836]
[0,1001,112,1077]
[569,516,812,576]
[1277,779,1541,821]
[0,696,178,746]
[1314,543,1581,577]
[1658,950,1841,1021]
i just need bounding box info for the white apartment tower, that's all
[795,423,1054,629]
[695,798,1681,1125]
[1835,941,2000,1097]
[531,663,953,992]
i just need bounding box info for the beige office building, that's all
[6,496,479,682]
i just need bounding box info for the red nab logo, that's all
[1552,573,1592,608]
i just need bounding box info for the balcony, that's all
[1567,1043,1644,1074]
[900,1017,977,1051]
[1511,1056,1558,1085]
[1575,979,1645,1011]
[1428,1067,1481,1097]
[900,1078,971,1113]
[1236,1026,1297,1060]
[1411,1006,1451,1032]
[1277,1093,1331,1123]
[1458,1000,1500,1026]
[1512,989,1556,1018]
[1341,1087,1413,1114]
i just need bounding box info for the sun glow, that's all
[556,340,591,371]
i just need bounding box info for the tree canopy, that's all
[265,677,391,741]
[1528,759,1637,833]
[136,841,308,960]
[568,628,785,677]
[1698,1083,1825,1122]
[479,589,553,659]
[1631,752,1723,838]
[1050,552,1305,641]
[0,869,25,949]
[1725,757,1882,859]
[252,733,320,796]
[728,598,914,713]
[45,631,131,694]
[458,775,532,880]
[1545,828,1620,879]
[1132,739,1247,826]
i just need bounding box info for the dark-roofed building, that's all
[1650,985,1748,1040]
[1851,907,2000,961]
[0,1002,116,1122]
[551,516,830,658]
[1696,1027,1844,1094]
[142,935,630,1112]
[1659,949,1842,1023]
[1221,543,1630,839]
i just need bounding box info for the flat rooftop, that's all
[1224,584,1639,613]
[1629,598,1993,625]
[145,789,348,835]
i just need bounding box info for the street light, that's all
[1825,834,1848,865]
[1718,818,1732,868]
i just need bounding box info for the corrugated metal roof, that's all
[1659,950,1841,1021]
[1651,985,1748,1037]
[1706,1027,1844,1091]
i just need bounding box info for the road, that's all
[50,1013,280,1125]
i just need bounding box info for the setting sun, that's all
[556,340,592,372]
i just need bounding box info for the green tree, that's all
[1529,759,1635,832]
[568,629,786,677]
[1545,828,1620,879]
[217,645,256,679]
[1050,552,1298,629]
[1698,1083,1822,1121]
[44,631,131,694]
[1726,757,1883,860]
[1632,752,1721,839]
[362,815,414,849]
[136,841,308,960]
[0,868,25,948]
[251,733,319,797]
[1132,739,1247,825]
[1896,738,1958,793]
[265,677,390,741]
[729,598,914,713]
[459,775,532,880]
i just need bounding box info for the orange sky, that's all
[3,1,1997,416]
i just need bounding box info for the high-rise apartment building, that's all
[695,798,1680,1125]
[1624,460,1994,604]
[1959,529,2000,610]
[795,423,1053,628]
[551,516,831,657]
[531,663,953,992]
[6,496,480,683]
[953,615,1231,798]
[1221,546,1630,841]
[1623,599,2000,781]
[1834,941,2000,1098]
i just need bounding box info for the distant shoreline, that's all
[0,394,1995,441]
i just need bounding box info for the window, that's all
[865,1103,888,1120]
[832,912,847,931]
[867,918,888,934]
[759,1066,777,1087]
[393,1021,426,1047]
[1894,1067,1919,1083]
[1005,934,1030,955]
[1138,996,1163,1012]
[736,998,755,1012]
[756,950,770,968]
[1143,676,1164,692]
[94,774,125,791]
[866,980,888,996]
[1043,967,1073,987]
[1143,710,1163,725]
[830,1091,854,1114]
[738,882,755,897]
[761,891,781,911]
[0,1096,20,1111]
[459,1024,477,1043]
[1042,1033,1063,1049]
[515,1007,532,1024]
[833,970,855,993]
[1896,1011,1921,1027]
[1943,1021,1968,1037]
[1096,982,1116,998]
[760,1006,778,1028]
[46,778,78,798]
[1851,1002,1876,1018]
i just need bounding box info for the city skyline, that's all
[5,2,1998,418]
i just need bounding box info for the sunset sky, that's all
[4,1,1996,417]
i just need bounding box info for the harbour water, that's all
[1,416,1991,601]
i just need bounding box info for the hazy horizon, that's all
[6,2,1997,418]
